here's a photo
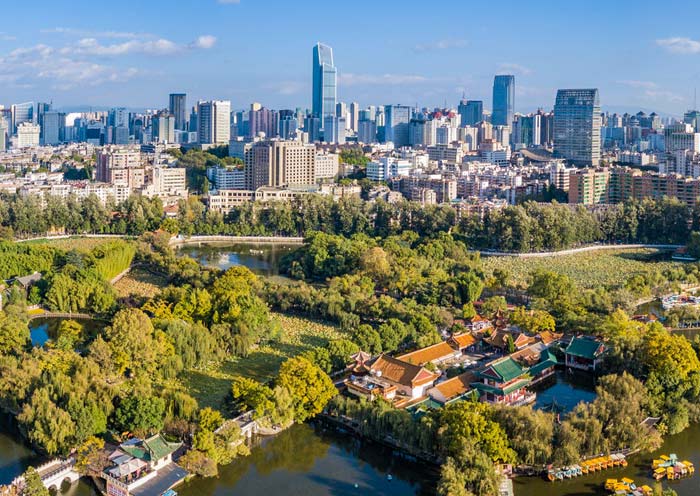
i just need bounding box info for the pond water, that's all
[532,371,597,414]
[175,242,299,276]
[29,317,103,347]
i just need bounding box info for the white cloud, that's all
[62,35,216,56]
[0,32,16,41]
[264,81,306,95]
[41,27,148,39]
[0,43,140,90]
[190,35,217,50]
[413,39,467,52]
[340,73,430,86]
[615,80,657,89]
[656,37,700,54]
[642,89,685,103]
[497,63,532,76]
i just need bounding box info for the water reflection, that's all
[177,424,437,496]
[175,242,299,276]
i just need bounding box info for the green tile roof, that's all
[566,337,604,360]
[479,357,526,382]
[121,434,181,462]
[472,378,531,396]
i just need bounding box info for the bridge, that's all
[27,311,96,321]
[11,458,81,493]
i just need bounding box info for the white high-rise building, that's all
[15,122,40,148]
[197,100,231,144]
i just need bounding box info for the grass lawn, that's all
[181,312,343,412]
[26,236,123,252]
[114,268,168,298]
[482,248,682,289]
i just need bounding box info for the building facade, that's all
[553,89,602,166]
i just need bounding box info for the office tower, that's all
[0,117,7,151]
[358,117,377,144]
[42,111,65,145]
[553,89,602,166]
[197,100,231,144]
[248,104,279,138]
[36,102,51,142]
[384,105,412,147]
[152,113,176,143]
[11,102,34,134]
[15,122,40,148]
[249,140,316,188]
[323,116,346,144]
[538,110,554,146]
[664,123,700,153]
[169,93,187,131]
[189,107,198,133]
[336,102,347,119]
[303,116,321,142]
[312,43,337,128]
[492,75,515,126]
[461,100,484,126]
[684,110,700,132]
[457,97,469,126]
[349,102,359,133]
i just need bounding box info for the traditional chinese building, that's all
[471,356,535,406]
[565,336,606,372]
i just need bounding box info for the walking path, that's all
[478,244,681,258]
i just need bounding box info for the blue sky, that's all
[1,0,700,115]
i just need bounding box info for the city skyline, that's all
[1,0,700,115]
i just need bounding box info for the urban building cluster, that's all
[3,42,700,214]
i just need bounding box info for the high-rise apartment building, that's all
[553,89,602,166]
[197,100,231,144]
[15,122,40,148]
[312,43,337,130]
[492,75,515,127]
[169,93,187,131]
[349,102,360,133]
[152,113,176,143]
[249,140,316,189]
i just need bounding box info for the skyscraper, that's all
[383,105,412,147]
[42,111,65,145]
[349,102,360,133]
[197,100,231,144]
[312,43,337,129]
[152,112,176,143]
[553,89,602,166]
[11,102,34,134]
[169,93,187,131]
[458,100,483,126]
[492,75,515,127]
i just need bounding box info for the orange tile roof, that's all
[537,330,563,345]
[397,341,456,366]
[513,333,536,348]
[370,355,439,388]
[432,372,475,402]
[450,333,478,349]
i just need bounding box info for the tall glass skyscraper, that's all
[169,93,187,131]
[492,75,515,127]
[553,89,601,166]
[312,43,337,128]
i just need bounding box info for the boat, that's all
[649,454,694,480]
[548,454,628,482]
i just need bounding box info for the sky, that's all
[1,0,700,116]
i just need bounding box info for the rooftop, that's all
[370,355,438,388]
[566,336,605,360]
[397,341,457,366]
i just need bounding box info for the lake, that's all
[515,425,700,495]
[0,422,435,495]
[175,242,299,276]
[29,317,103,347]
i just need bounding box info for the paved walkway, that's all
[478,243,681,258]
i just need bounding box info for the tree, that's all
[75,436,109,477]
[276,356,336,422]
[480,296,507,319]
[113,395,166,436]
[22,467,49,496]
[231,376,276,419]
[510,307,556,334]
[199,407,224,432]
[327,338,361,370]
[18,388,76,455]
[179,449,218,477]
[0,311,29,355]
